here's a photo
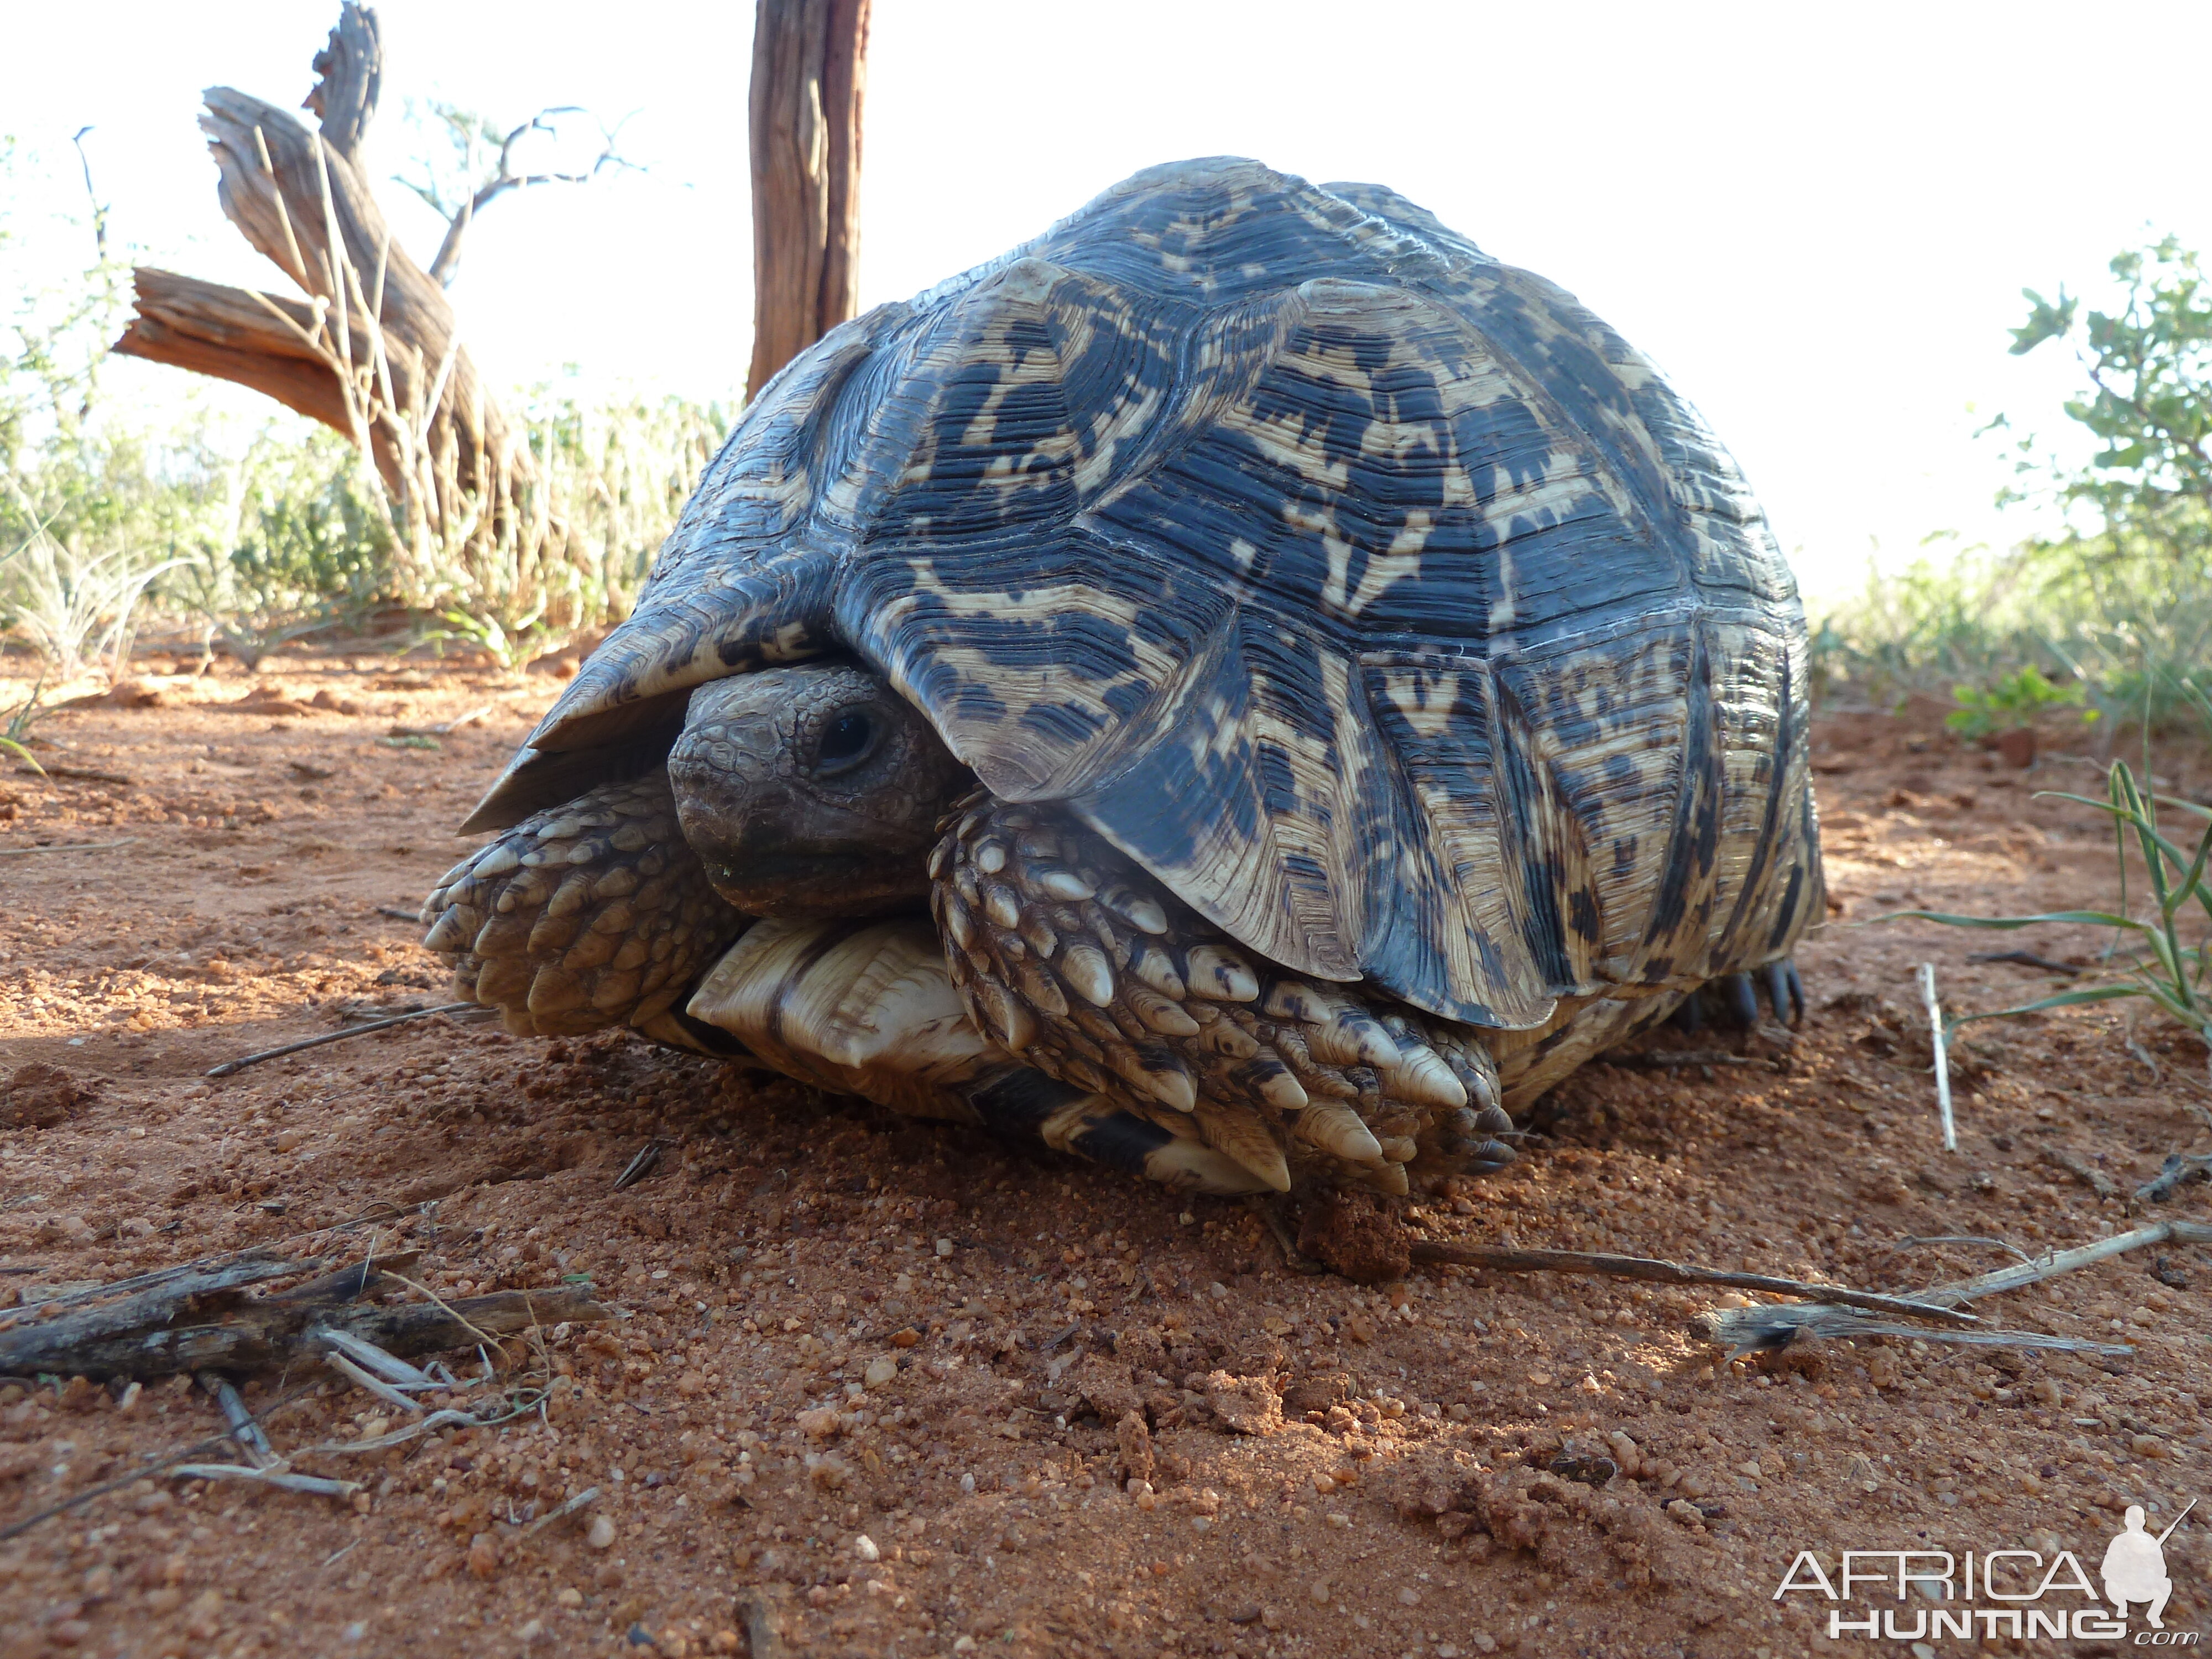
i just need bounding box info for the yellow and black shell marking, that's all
[467,158,1822,1036]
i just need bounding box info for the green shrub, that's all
[1945,664,2096,740]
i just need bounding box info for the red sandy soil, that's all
[2,653,2209,1659]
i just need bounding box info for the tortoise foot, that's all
[1672,959,1805,1035]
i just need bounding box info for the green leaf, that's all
[1874,908,2143,932]
[1944,982,2152,1034]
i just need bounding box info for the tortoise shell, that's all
[467,158,1822,1031]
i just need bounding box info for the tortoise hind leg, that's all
[930,796,1516,1197]
[421,773,745,1036]
[1672,960,1806,1033]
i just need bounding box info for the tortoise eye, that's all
[814,708,878,774]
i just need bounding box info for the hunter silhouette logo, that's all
[1774,1498,2199,1645]
[2105,1502,2195,1630]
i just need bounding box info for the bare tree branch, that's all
[411,106,645,290]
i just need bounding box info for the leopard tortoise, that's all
[422,157,1823,1201]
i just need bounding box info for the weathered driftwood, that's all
[747,0,869,397]
[1405,1240,1980,1327]
[1,1249,605,1383]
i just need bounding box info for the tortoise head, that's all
[667,664,971,919]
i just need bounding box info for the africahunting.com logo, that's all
[1775,1501,2198,1645]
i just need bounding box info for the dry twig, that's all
[0,838,140,855]
[2137,1151,2212,1203]
[205,1001,478,1076]
[2042,1148,2121,1200]
[1403,1241,1979,1327]
[10,763,135,785]
[389,704,489,737]
[1920,962,1958,1151]
[1966,950,2081,975]
[0,1380,325,1542]
[1696,1303,2133,1358]
[520,1484,601,1539]
[1923,1218,2212,1304]
[165,1462,360,1499]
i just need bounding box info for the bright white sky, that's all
[6,1,2211,597]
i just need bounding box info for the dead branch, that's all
[1403,1240,1979,1327]
[0,1246,604,1383]
[112,19,531,555]
[0,1250,319,1336]
[113,268,369,445]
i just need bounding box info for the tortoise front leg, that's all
[421,773,747,1037]
[931,795,1516,1196]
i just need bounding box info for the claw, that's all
[1460,1138,1517,1174]
[1723,971,1760,1031]
[1761,960,1794,1025]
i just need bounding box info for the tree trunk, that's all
[746,0,869,400]
[109,4,531,595]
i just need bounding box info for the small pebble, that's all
[863,1357,898,1389]
[466,1531,500,1580]
[1308,1579,1331,1605]
[587,1515,618,1551]
[853,1534,880,1562]
[557,1588,584,1609]
[936,1237,953,1257]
